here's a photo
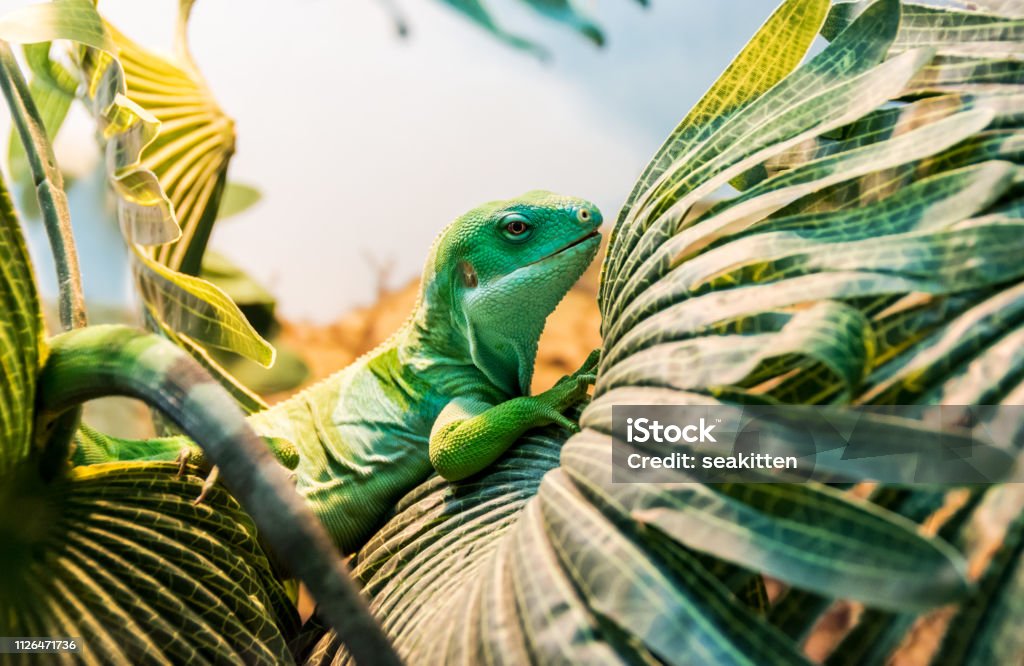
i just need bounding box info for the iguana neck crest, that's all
[400,190,602,397]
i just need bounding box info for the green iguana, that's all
[73,190,603,553]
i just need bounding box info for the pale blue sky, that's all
[5,0,780,321]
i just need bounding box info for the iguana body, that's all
[75,191,602,553]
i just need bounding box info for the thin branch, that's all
[0,40,86,330]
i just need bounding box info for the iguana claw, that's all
[193,465,220,506]
[175,447,192,477]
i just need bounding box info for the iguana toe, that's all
[192,465,220,506]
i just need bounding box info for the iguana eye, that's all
[500,214,532,240]
[506,220,528,235]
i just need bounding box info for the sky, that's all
[4,0,780,322]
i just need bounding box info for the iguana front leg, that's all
[428,350,599,482]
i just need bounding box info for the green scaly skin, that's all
[73,191,602,554]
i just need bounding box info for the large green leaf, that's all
[592,0,1024,418]
[0,463,300,663]
[0,165,42,477]
[602,0,919,324]
[581,0,1023,663]
[600,0,831,313]
[306,430,812,665]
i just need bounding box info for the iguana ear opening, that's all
[458,260,478,288]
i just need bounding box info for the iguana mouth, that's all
[532,230,601,265]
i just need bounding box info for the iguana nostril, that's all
[577,209,591,223]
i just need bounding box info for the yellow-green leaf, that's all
[600,0,831,312]
[0,0,114,52]
[133,246,276,367]
[0,169,43,475]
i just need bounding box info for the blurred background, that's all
[3,0,790,434]
[2,0,779,322]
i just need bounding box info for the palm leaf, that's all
[0,156,42,477]
[600,0,832,312]
[593,8,1023,663]
[931,488,1024,666]
[1,464,300,664]
[307,430,813,665]
[103,15,233,275]
[819,486,982,666]
[66,0,275,369]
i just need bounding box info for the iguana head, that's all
[414,190,602,396]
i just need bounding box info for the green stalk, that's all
[0,40,86,330]
[35,325,402,666]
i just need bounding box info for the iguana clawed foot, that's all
[174,447,219,505]
[533,349,601,433]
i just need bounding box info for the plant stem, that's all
[36,325,402,666]
[0,40,86,330]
